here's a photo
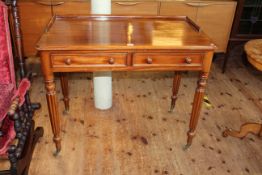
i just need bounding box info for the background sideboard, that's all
[18,0,237,56]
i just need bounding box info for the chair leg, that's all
[169,72,182,112]
[8,145,18,175]
[223,123,262,139]
[0,170,11,175]
[32,127,44,148]
[21,126,44,175]
[22,166,29,175]
[0,121,44,175]
[60,73,69,114]
[17,122,44,175]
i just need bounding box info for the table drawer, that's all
[51,53,128,68]
[133,53,203,68]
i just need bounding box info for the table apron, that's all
[49,52,206,72]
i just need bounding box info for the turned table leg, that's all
[223,123,262,139]
[60,73,69,114]
[45,77,61,155]
[186,72,208,148]
[40,52,61,155]
[169,72,181,112]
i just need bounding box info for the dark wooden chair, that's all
[0,1,43,174]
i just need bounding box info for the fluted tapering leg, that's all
[40,52,61,155]
[60,73,69,113]
[186,72,208,148]
[169,72,182,112]
[45,78,61,154]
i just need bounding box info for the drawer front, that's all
[112,2,158,15]
[51,53,128,68]
[133,53,203,68]
[53,2,91,15]
[160,2,198,23]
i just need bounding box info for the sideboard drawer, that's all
[51,53,128,68]
[112,2,159,15]
[133,53,203,68]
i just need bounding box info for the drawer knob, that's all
[108,58,115,64]
[64,58,71,65]
[146,57,153,64]
[185,57,192,64]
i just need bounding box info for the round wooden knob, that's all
[185,57,192,64]
[64,58,71,65]
[108,58,115,64]
[146,57,153,64]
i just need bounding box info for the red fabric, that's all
[0,79,30,156]
[13,78,31,106]
[0,79,30,123]
[0,2,15,85]
[0,2,31,156]
[0,84,15,123]
[0,84,14,156]
[0,117,15,156]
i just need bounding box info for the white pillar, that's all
[91,0,111,14]
[91,0,113,110]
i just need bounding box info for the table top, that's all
[21,0,237,3]
[36,15,215,51]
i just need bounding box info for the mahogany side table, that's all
[36,15,216,154]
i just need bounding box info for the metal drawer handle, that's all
[36,1,64,6]
[36,1,52,6]
[52,1,65,6]
[115,2,141,6]
[146,57,153,64]
[185,2,209,7]
[108,58,115,64]
[64,58,71,65]
[185,57,192,64]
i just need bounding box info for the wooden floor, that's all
[1,50,262,175]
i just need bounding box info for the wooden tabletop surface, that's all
[36,15,215,51]
[20,0,237,3]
